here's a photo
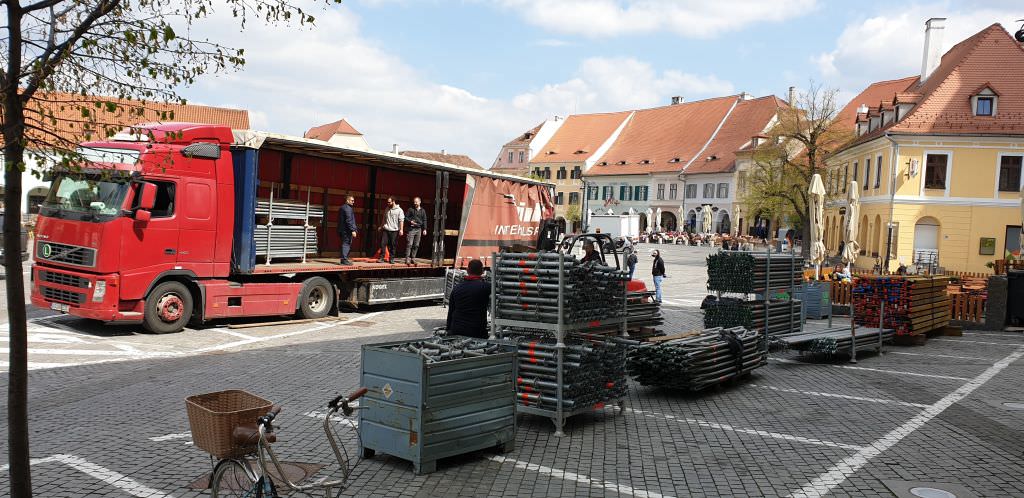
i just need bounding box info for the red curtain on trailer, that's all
[455,176,554,265]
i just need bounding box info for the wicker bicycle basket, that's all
[186,390,273,459]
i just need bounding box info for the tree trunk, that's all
[4,6,33,487]
[801,217,812,259]
[4,126,32,498]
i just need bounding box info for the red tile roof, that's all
[685,96,788,175]
[840,24,1024,150]
[16,91,249,148]
[835,76,919,130]
[503,122,544,148]
[586,96,739,176]
[399,150,483,170]
[304,118,363,141]
[531,111,632,164]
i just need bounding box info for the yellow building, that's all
[825,20,1024,274]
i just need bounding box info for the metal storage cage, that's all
[255,185,323,264]
[358,340,516,474]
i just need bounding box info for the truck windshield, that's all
[40,173,131,222]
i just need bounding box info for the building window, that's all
[686,184,697,198]
[703,183,714,198]
[976,97,994,116]
[544,167,551,179]
[656,183,665,200]
[620,185,633,201]
[602,186,613,200]
[924,154,948,190]
[588,186,600,200]
[669,184,678,200]
[864,158,871,190]
[533,168,542,178]
[571,166,581,179]
[508,151,513,163]
[875,155,882,189]
[634,186,647,201]
[843,164,849,193]
[999,155,1023,192]
[852,162,858,189]
[556,167,566,180]
[717,183,728,198]
[569,192,580,205]
[555,192,564,205]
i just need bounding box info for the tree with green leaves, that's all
[2,0,337,494]
[740,84,852,257]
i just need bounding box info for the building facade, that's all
[825,20,1024,273]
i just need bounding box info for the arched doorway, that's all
[686,210,697,232]
[661,211,677,231]
[873,215,882,257]
[914,216,940,268]
[717,211,731,234]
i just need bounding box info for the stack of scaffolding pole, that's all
[768,327,894,355]
[626,327,764,391]
[702,296,802,335]
[706,251,804,295]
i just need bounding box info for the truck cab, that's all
[31,123,235,333]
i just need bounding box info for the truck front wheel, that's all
[298,276,334,319]
[143,281,194,334]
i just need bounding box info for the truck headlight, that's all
[92,280,107,302]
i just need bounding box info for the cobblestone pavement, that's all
[3,244,1024,497]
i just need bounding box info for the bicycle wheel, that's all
[210,459,257,498]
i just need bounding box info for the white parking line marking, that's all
[931,338,1020,346]
[887,351,991,361]
[0,333,88,344]
[770,358,970,381]
[628,408,864,451]
[26,348,177,357]
[149,432,192,442]
[0,361,76,370]
[787,346,1024,498]
[749,384,929,408]
[207,328,256,340]
[304,410,360,429]
[195,312,383,354]
[488,455,673,498]
[962,332,1024,338]
[0,454,175,497]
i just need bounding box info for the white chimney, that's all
[441,149,446,155]
[671,96,684,105]
[392,143,398,153]
[857,104,869,114]
[787,86,796,106]
[740,92,751,100]
[920,17,946,83]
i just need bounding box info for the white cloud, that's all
[814,4,1023,95]
[535,39,575,47]
[181,4,736,166]
[499,0,818,38]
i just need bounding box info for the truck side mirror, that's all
[138,182,157,210]
[134,209,152,223]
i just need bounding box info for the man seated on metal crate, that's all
[446,259,490,339]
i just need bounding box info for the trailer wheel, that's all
[298,276,334,319]
[143,280,193,334]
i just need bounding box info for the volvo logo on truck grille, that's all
[37,241,97,267]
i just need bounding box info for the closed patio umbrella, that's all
[841,181,860,266]
[808,173,826,277]
[702,206,713,234]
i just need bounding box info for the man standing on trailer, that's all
[338,195,358,265]
[447,259,490,338]
[405,197,428,265]
[378,196,404,264]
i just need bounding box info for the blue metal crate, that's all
[359,340,516,474]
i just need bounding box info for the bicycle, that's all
[208,388,368,498]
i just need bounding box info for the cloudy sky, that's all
[181,0,1023,167]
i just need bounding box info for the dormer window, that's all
[639,159,651,165]
[574,149,588,154]
[598,161,608,166]
[617,160,627,165]
[669,157,681,163]
[971,86,998,116]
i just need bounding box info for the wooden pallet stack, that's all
[852,275,951,336]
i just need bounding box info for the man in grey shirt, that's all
[405,197,428,265]
[378,196,404,264]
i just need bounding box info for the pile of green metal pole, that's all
[494,252,628,324]
[703,296,802,335]
[706,251,804,295]
[390,336,505,363]
[626,327,765,391]
[500,332,628,410]
[627,290,663,328]
[768,327,894,355]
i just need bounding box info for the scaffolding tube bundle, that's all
[626,327,765,391]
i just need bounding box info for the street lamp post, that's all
[578,178,590,233]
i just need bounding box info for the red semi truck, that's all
[30,123,555,333]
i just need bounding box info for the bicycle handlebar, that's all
[257,405,282,429]
[328,387,369,416]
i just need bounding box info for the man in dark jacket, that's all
[338,195,357,265]
[405,197,428,265]
[651,249,666,303]
[446,259,490,338]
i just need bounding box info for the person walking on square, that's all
[337,195,358,265]
[651,249,666,303]
[405,197,428,265]
[378,196,404,264]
